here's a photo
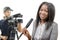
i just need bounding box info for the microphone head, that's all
[25,18,33,28]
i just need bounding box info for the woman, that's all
[22,2,58,40]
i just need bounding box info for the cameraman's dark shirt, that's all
[0,19,12,40]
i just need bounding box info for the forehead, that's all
[41,4,48,9]
[4,10,11,13]
[6,10,11,12]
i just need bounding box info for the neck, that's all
[4,16,10,19]
[40,20,45,24]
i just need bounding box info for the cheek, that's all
[39,11,41,16]
[8,13,10,15]
[39,12,48,19]
[45,13,48,18]
[5,13,8,15]
[7,12,11,15]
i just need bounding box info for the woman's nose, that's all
[41,11,45,14]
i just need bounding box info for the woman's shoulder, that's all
[33,20,36,26]
[52,22,58,29]
[33,20,36,24]
[52,22,58,26]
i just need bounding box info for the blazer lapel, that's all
[41,22,53,40]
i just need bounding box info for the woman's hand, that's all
[22,28,31,40]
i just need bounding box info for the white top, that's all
[0,29,2,35]
[15,30,28,40]
[34,22,46,40]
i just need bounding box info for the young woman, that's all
[22,2,58,40]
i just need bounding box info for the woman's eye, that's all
[40,8,48,13]
[45,10,48,12]
[40,9,43,11]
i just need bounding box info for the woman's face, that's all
[39,4,48,20]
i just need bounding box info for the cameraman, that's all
[0,7,13,40]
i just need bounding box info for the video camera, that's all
[5,13,23,40]
[6,13,23,28]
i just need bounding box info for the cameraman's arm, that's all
[0,35,8,40]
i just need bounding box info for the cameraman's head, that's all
[3,7,13,18]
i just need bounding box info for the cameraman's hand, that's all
[0,35,8,40]
[22,28,31,40]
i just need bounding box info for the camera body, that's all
[6,13,23,28]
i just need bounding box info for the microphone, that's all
[25,18,33,28]
[17,18,33,39]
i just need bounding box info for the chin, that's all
[40,17,45,19]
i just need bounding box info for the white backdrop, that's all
[0,0,60,40]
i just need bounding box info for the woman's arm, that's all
[22,28,31,40]
[22,21,36,40]
[50,23,58,40]
[28,34,31,40]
